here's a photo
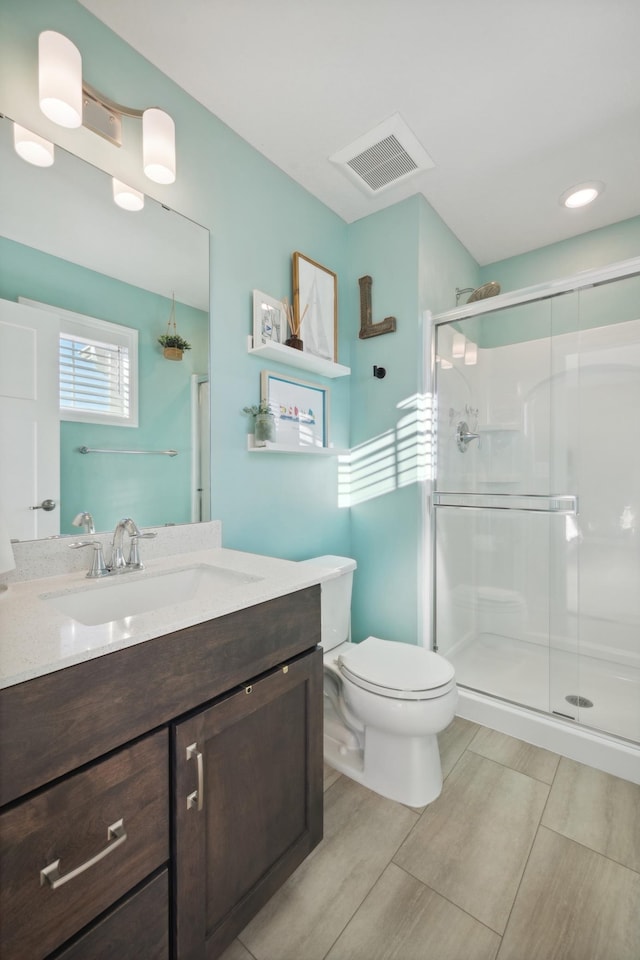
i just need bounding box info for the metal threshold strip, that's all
[432,493,578,514]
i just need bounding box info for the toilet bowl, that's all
[300,556,457,807]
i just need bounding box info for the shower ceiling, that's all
[79,0,640,265]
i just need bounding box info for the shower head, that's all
[455,281,501,306]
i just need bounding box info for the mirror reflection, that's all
[0,115,210,541]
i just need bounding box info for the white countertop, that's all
[0,547,337,690]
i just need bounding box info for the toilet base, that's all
[323,722,444,807]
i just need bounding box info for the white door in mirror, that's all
[0,299,60,540]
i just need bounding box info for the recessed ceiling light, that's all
[560,181,604,209]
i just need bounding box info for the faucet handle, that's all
[69,540,109,578]
[127,531,157,570]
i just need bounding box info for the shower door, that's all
[433,273,640,743]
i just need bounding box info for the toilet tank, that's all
[298,555,357,651]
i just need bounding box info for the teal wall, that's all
[0,0,351,560]
[480,215,640,292]
[0,237,208,533]
[2,1,638,650]
[345,196,478,644]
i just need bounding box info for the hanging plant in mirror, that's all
[158,293,192,360]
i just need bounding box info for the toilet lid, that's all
[337,636,455,700]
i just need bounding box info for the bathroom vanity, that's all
[0,546,327,959]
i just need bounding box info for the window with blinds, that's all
[60,334,130,418]
[58,314,138,427]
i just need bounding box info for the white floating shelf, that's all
[247,435,348,456]
[247,337,350,379]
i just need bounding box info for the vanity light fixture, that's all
[13,123,55,167]
[38,30,176,185]
[464,341,478,366]
[452,332,466,358]
[112,178,144,211]
[560,181,604,209]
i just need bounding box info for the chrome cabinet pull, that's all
[40,819,127,890]
[186,742,204,812]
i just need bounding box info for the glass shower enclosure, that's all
[432,267,640,745]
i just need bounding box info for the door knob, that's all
[30,499,57,511]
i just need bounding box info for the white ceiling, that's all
[79,0,640,265]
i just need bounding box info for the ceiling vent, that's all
[330,113,435,195]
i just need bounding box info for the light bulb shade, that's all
[13,123,55,167]
[39,31,82,128]
[464,341,478,366]
[142,108,176,184]
[452,332,466,358]
[112,178,145,211]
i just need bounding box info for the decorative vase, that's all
[163,347,183,361]
[285,336,303,351]
[254,412,276,446]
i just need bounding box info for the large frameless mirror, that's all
[0,114,210,540]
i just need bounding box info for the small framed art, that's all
[252,290,287,346]
[260,370,329,449]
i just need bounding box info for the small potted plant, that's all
[159,293,192,360]
[158,332,192,361]
[243,400,276,446]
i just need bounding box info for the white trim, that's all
[190,374,199,523]
[18,297,138,428]
[457,689,640,785]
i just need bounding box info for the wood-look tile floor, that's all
[221,719,640,960]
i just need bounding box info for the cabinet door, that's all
[173,647,323,960]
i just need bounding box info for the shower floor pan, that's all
[450,632,640,743]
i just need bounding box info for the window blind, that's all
[60,334,130,419]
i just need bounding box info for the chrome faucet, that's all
[72,511,96,534]
[70,518,157,578]
[110,518,156,572]
[456,420,480,452]
[111,518,141,571]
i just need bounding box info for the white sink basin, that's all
[43,564,263,626]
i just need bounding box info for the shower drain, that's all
[565,694,594,708]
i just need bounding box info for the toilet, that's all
[300,556,457,807]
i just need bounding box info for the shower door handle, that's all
[432,493,578,513]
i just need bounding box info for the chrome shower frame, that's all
[425,254,640,783]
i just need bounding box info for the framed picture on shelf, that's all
[292,252,337,362]
[260,370,329,449]
[252,290,287,346]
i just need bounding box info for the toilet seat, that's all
[337,636,455,701]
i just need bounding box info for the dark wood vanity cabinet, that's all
[174,650,323,959]
[0,586,323,960]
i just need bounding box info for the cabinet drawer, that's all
[0,730,168,960]
[53,870,169,960]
